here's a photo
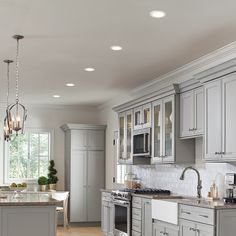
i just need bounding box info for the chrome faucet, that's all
[180,166,202,198]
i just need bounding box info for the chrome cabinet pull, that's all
[199,214,209,218]
[189,227,196,231]
[182,210,191,215]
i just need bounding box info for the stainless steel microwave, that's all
[133,128,151,157]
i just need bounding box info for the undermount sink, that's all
[152,199,179,225]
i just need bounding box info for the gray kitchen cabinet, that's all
[133,103,152,130]
[118,110,133,164]
[203,73,236,161]
[179,219,214,236]
[61,124,106,223]
[180,87,203,138]
[101,192,114,236]
[153,220,179,236]
[152,95,195,164]
[142,198,152,236]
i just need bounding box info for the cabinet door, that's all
[118,113,126,163]
[179,220,196,236]
[222,74,236,160]
[165,226,179,236]
[71,130,87,150]
[162,96,175,163]
[204,80,222,160]
[134,106,143,130]
[142,103,152,128]
[152,100,163,163]
[87,151,105,221]
[70,150,87,222]
[87,130,105,150]
[180,91,194,137]
[196,223,214,236]
[153,223,165,236]
[108,202,114,236]
[142,199,152,236]
[126,110,133,163]
[101,201,110,235]
[194,88,204,136]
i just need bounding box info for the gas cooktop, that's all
[123,188,171,195]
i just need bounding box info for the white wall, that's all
[0,105,100,190]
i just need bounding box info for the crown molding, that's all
[61,123,107,131]
[99,41,236,111]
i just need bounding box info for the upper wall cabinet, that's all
[152,95,195,164]
[118,110,133,164]
[133,103,151,130]
[195,58,236,161]
[180,87,204,138]
[204,74,236,161]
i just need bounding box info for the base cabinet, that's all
[153,221,179,236]
[101,192,114,236]
[179,219,214,236]
[142,199,152,236]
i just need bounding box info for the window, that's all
[4,129,53,183]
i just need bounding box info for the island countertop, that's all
[0,192,60,206]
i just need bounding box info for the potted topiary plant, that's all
[38,176,48,191]
[47,160,58,190]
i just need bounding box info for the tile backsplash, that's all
[132,163,236,198]
[132,139,236,198]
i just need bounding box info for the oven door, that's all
[133,128,151,157]
[113,200,130,236]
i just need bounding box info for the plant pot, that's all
[39,185,47,191]
[49,184,56,190]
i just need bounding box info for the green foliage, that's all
[47,160,58,184]
[38,176,48,185]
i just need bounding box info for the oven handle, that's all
[113,200,130,207]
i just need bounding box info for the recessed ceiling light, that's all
[149,10,166,18]
[85,67,95,72]
[111,46,123,51]
[53,95,60,98]
[66,83,75,87]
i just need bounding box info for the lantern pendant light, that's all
[3,59,14,141]
[8,35,27,136]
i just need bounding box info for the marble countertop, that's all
[153,196,236,209]
[0,192,61,206]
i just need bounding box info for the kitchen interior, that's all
[0,1,236,236]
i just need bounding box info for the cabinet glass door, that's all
[163,98,174,160]
[134,107,142,130]
[143,104,151,128]
[126,111,132,161]
[119,114,125,160]
[153,102,162,159]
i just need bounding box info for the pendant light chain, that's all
[7,61,10,106]
[15,38,20,103]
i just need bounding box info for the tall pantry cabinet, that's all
[61,124,106,222]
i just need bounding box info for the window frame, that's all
[4,128,54,184]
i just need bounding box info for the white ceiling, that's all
[0,0,236,106]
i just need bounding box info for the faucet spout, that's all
[179,166,202,198]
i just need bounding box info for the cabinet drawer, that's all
[132,219,142,232]
[132,207,142,220]
[179,204,214,225]
[132,197,142,208]
[102,192,112,201]
[132,230,141,236]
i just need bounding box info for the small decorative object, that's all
[10,182,27,198]
[38,176,48,191]
[47,160,58,190]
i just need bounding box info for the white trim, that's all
[61,123,107,131]
[4,128,54,184]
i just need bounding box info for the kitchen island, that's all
[0,192,59,236]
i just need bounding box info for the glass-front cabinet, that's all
[118,110,133,164]
[133,103,151,130]
[152,96,175,163]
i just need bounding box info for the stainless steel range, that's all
[111,188,171,236]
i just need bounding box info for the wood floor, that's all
[57,226,104,236]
